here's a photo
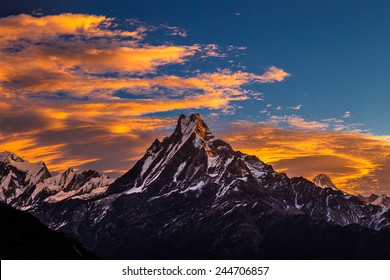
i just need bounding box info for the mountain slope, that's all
[0,203,98,259]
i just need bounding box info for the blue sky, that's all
[1,1,390,194]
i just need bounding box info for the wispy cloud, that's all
[289,105,302,110]
[342,111,351,118]
[161,24,188,37]
[269,115,329,130]
[264,114,365,133]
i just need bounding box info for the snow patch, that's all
[173,161,187,183]
[125,186,144,195]
[193,135,204,148]
[188,181,205,191]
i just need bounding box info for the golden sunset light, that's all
[2,1,390,265]
[1,12,389,196]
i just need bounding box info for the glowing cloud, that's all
[0,13,289,106]
[220,121,390,194]
[257,66,291,82]
[0,14,117,40]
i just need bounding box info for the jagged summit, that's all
[0,151,51,203]
[172,113,235,159]
[312,174,338,191]
[0,151,49,172]
[174,113,215,142]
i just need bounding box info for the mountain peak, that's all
[0,151,23,163]
[0,151,51,203]
[176,113,214,141]
[0,151,46,166]
[312,174,338,190]
[110,113,274,197]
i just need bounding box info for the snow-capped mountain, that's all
[1,113,390,259]
[0,152,113,209]
[107,113,276,198]
[0,151,50,203]
[312,174,339,190]
[358,194,390,208]
[13,167,114,210]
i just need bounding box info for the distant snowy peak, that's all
[358,194,390,208]
[25,168,114,206]
[0,151,50,203]
[0,151,49,181]
[0,150,114,207]
[312,174,338,191]
[0,151,23,163]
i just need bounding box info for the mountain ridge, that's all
[1,113,390,259]
[0,152,113,210]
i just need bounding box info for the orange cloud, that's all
[0,136,67,169]
[220,121,390,194]
[0,13,289,104]
[0,14,212,100]
[0,104,176,174]
[0,13,137,41]
[1,66,288,99]
[254,66,291,82]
